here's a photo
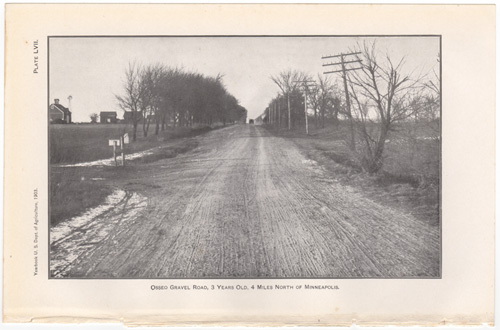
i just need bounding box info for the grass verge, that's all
[50,123,215,164]
[265,122,440,226]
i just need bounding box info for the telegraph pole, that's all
[273,101,276,127]
[271,102,276,126]
[277,99,281,128]
[293,80,316,135]
[270,103,273,125]
[322,52,362,150]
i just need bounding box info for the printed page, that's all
[3,4,495,326]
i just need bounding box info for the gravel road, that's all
[51,124,440,278]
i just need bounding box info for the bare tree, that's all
[271,70,305,129]
[348,42,423,173]
[116,62,143,142]
[139,63,165,137]
[309,74,340,128]
[117,62,247,138]
[421,53,441,125]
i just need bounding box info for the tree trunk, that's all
[132,122,138,142]
[161,112,166,131]
[348,116,355,151]
[341,57,356,151]
[362,125,389,174]
[321,106,325,128]
[143,111,152,138]
[142,118,148,138]
[155,119,160,135]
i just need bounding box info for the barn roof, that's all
[51,103,71,114]
[100,111,117,116]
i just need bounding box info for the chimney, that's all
[54,99,59,105]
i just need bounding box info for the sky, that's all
[49,36,440,122]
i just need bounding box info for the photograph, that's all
[48,36,441,279]
[5,3,495,325]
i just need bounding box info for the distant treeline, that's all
[116,62,247,141]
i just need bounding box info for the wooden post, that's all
[269,103,273,125]
[321,52,362,151]
[293,80,316,134]
[272,102,275,126]
[278,101,281,128]
[341,54,356,151]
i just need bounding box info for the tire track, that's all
[52,124,439,278]
[50,189,148,278]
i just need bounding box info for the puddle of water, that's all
[50,189,126,242]
[301,158,324,175]
[302,159,318,166]
[57,149,156,167]
[50,189,148,277]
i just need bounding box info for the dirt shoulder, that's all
[51,124,439,278]
[265,125,440,228]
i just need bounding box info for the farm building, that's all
[100,111,118,124]
[49,99,72,124]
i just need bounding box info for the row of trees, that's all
[116,62,247,141]
[265,42,440,174]
[265,72,342,130]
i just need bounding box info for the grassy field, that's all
[266,119,440,226]
[50,123,212,164]
[50,123,216,226]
